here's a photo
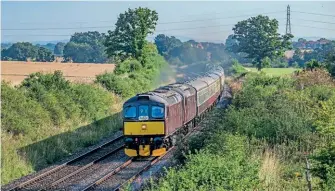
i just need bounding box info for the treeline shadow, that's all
[18,111,122,173]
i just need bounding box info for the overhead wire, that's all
[2,11,285,31]
[291,11,335,18]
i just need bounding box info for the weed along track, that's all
[6,135,124,191]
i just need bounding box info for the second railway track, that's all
[7,135,125,191]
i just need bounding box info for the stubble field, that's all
[1,61,115,85]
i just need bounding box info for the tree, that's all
[225,34,239,53]
[54,42,65,56]
[36,43,56,52]
[104,7,158,62]
[63,31,108,63]
[36,47,54,62]
[305,59,324,71]
[298,38,307,43]
[63,42,93,63]
[154,34,182,57]
[232,15,293,70]
[324,42,335,76]
[1,42,37,61]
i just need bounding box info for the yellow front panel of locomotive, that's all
[124,121,165,135]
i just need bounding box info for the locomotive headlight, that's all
[141,124,147,130]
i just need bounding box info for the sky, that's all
[1,1,335,44]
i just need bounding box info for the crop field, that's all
[245,67,298,76]
[1,61,115,85]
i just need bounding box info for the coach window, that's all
[139,105,149,120]
[124,106,136,118]
[152,106,164,118]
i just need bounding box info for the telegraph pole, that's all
[286,5,292,34]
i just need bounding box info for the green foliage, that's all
[54,42,65,56]
[1,81,52,135]
[1,72,118,184]
[225,34,239,53]
[1,42,38,61]
[36,47,54,62]
[36,43,55,53]
[169,43,208,65]
[229,59,247,76]
[232,15,294,70]
[148,134,260,191]
[1,42,54,62]
[105,7,158,61]
[311,143,335,190]
[2,71,114,135]
[305,59,325,70]
[96,42,168,98]
[292,61,299,68]
[154,34,183,57]
[149,69,334,190]
[114,58,142,75]
[63,31,108,63]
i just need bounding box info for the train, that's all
[122,66,225,157]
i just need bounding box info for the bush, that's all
[311,143,335,190]
[114,58,142,75]
[1,72,118,184]
[229,58,247,76]
[147,134,260,191]
[1,81,52,135]
[96,43,168,98]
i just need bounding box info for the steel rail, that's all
[112,147,174,191]
[80,158,134,191]
[6,135,123,191]
[46,145,125,189]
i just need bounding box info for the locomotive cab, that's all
[123,94,168,157]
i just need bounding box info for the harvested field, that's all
[1,61,115,85]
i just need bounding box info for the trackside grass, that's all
[145,69,335,190]
[245,67,298,76]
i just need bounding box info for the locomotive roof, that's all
[124,92,169,105]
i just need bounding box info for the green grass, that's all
[244,67,298,76]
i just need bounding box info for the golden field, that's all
[1,61,115,85]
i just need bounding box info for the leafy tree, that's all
[311,143,335,190]
[298,38,307,43]
[1,43,12,50]
[63,42,93,63]
[105,7,158,61]
[36,43,56,52]
[36,47,54,62]
[291,49,304,67]
[154,34,182,57]
[225,34,239,53]
[63,31,108,63]
[305,59,325,71]
[169,43,208,65]
[232,15,294,70]
[54,42,65,56]
[1,42,37,61]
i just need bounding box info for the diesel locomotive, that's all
[122,66,225,157]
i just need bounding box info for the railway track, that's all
[80,148,173,191]
[83,121,205,191]
[6,135,124,191]
[5,86,230,191]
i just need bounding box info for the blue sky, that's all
[1,1,335,43]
